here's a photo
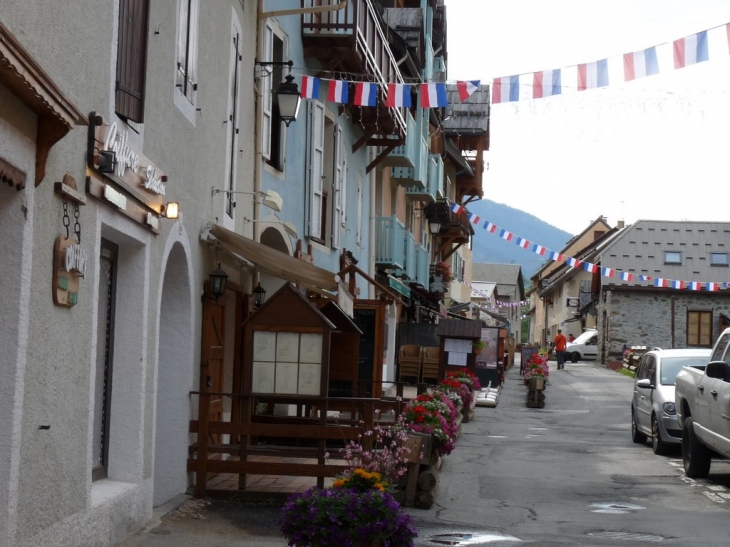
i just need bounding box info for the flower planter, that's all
[528,377,545,391]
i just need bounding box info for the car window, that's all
[587,336,597,346]
[637,355,653,381]
[710,332,730,362]
[573,331,597,345]
[660,356,711,385]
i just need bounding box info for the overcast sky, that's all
[445,0,730,235]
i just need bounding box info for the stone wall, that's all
[597,289,730,362]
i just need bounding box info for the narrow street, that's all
[414,359,730,546]
[124,359,730,546]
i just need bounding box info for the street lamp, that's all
[428,218,442,235]
[252,283,267,308]
[209,263,228,301]
[255,60,302,127]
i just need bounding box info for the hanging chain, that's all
[74,202,81,243]
[62,195,70,239]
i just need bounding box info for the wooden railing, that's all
[188,390,410,498]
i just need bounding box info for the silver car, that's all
[631,347,711,455]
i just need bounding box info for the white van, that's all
[566,329,598,362]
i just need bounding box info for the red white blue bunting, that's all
[448,200,730,292]
[492,22,730,103]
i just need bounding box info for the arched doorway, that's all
[154,241,193,506]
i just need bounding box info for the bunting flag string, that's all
[491,21,730,103]
[466,281,529,308]
[297,77,482,109]
[447,199,730,292]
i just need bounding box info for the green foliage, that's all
[616,368,636,378]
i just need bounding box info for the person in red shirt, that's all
[554,329,567,370]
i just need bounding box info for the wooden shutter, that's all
[356,175,363,246]
[116,0,150,123]
[308,102,325,239]
[332,125,344,248]
[261,22,273,160]
[176,0,199,101]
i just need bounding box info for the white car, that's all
[566,329,598,362]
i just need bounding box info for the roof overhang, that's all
[207,224,338,294]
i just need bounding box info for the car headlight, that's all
[663,402,676,415]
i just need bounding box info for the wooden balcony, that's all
[301,0,408,141]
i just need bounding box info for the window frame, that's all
[221,16,243,228]
[664,251,682,265]
[710,252,728,266]
[175,0,199,104]
[261,20,288,171]
[687,310,713,347]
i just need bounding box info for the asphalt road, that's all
[121,359,730,546]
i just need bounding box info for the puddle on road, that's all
[430,532,522,545]
[590,502,646,514]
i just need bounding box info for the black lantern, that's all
[428,218,442,235]
[252,283,267,308]
[209,263,228,301]
[276,74,302,127]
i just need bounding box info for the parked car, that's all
[631,348,711,455]
[676,328,730,477]
[566,329,598,362]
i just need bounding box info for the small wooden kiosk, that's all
[436,318,482,378]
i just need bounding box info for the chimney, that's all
[617,220,625,229]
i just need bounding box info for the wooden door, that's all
[201,292,225,439]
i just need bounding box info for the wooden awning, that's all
[0,21,87,186]
[209,224,338,293]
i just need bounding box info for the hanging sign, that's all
[53,236,86,307]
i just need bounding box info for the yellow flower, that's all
[333,479,346,488]
[375,484,385,491]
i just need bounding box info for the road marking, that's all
[587,531,664,542]
[670,461,729,505]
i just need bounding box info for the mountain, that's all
[466,199,573,279]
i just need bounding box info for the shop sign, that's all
[53,236,86,306]
[100,122,167,197]
[567,297,579,308]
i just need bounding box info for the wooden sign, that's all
[53,236,86,307]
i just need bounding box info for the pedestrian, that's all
[568,333,575,343]
[554,329,567,370]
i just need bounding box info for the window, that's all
[115,0,150,123]
[223,19,243,222]
[307,103,344,247]
[176,0,199,103]
[687,311,712,347]
[664,251,682,264]
[262,22,287,171]
[711,253,728,266]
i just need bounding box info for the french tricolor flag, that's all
[301,76,320,99]
[533,69,561,99]
[567,257,581,269]
[671,280,685,289]
[492,75,519,103]
[602,267,615,278]
[549,251,563,261]
[654,278,667,288]
[449,201,463,214]
[484,222,498,233]
[706,282,719,291]
[640,275,652,282]
[674,31,708,69]
[689,281,701,291]
[623,47,659,81]
[456,80,480,102]
[583,262,598,273]
[354,82,377,106]
[420,83,448,108]
[499,229,513,242]
[532,244,546,256]
[327,79,348,103]
[386,83,411,107]
[620,272,633,282]
[578,59,609,91]
[468,213,481,224]
[516,237,530,249]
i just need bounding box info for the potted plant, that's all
[280,469,418,547]
[472,340,486,355]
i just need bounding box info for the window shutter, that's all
[116,0,150,123]
[356,176,363,246]
[308,102,325,239]
[261,23,273,160]
[332,126,344,248]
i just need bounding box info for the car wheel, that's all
[631,409,647,444]
[682,417,711,478]
[570,352,580,363]
[651,414,670,456]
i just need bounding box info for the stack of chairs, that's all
[421,347,440,384]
